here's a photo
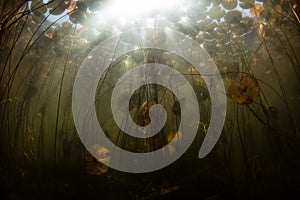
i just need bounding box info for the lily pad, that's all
[217,35,230,44]
[88,0,104,11]
[250,4,264,17]
[76,1,88,13]
[221,0,238,10]
[239,0,255,9]
[202,31,217,41]
[69,10,86,24]
[209,6,226,19]
[215,43,227,53]
[48,1,69,15]
[84,145,110,176]
[205,21,217,32]
[195,34,205,44]
[198,19,213,31]
[217,22,231,33]
[232,23,248,35]
[228,76,260,104]
[224,10,242,24]
[204,40,217,50]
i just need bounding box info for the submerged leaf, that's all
[136,100,157,126]
[84,145,110,175]
[93,144,111,164]
[250,4,264,17]
[228,76,260,104]
[86,161,109,176]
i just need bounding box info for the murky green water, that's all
[1,0,300,199]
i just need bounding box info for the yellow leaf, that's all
[228,76,260,105]
[250,4,264,17]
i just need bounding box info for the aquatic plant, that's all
[0,0,300,198]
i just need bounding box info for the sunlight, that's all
[106,0,185,19]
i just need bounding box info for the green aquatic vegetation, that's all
[239,0,255,9]
[222,0,238,10]
[224,10,243,24]
[0,0,300,199]
[209,6,226,20]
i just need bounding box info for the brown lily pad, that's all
[228,76,260,104]
[84,144,110,175]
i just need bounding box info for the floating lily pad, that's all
[216,33,230,44]
[209,6,226,19]
[86,161,109,175]
[84,144,110,176]
[48,1,68,15]
[228,76,260,104]
[69,10,86,24]
[202,31,217,40]
[195,34,205,44]
[215,43,227,53]
[88,0,104,11]
[232,23,248,35]
[240,16,254,27]
[76,1,88,12]
[239,0,255,9]
[61,21,72,30]
[216,26,230,36]
[224,10,242,24]
[204,40,217,51]
[221,0,238,10]
[250,4,264,17]
[205,21,217,32]
[198,19,213,31]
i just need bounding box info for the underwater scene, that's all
[0,0,300,199]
